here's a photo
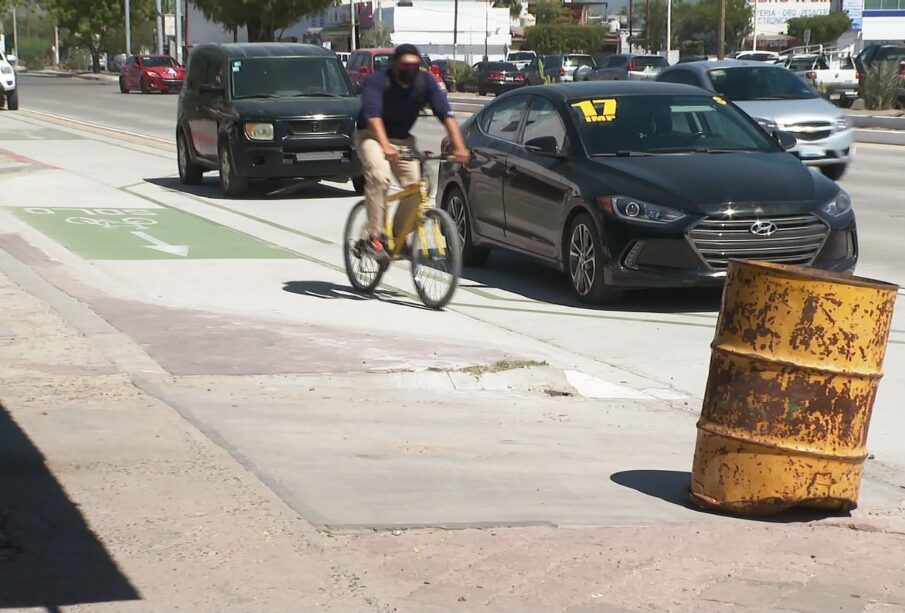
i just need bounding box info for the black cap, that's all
[393,44,421,62]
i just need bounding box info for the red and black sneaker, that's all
[362,235,390,263]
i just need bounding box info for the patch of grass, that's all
[459,359,548,376]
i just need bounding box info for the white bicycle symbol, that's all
[65,217,158,229]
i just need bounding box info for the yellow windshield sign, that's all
[713,96,728,105]
[571,99,618,123]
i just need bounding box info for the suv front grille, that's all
[785,121,833,142]
[288,119,342,135]
[689,213,829,270]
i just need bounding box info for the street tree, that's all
[529,0,573,25]
[786,13,852,45]
[47,0,120,72]
[641,0,688,53]
[193,0,336,43]
[495,0,524,21]
[676,0,752,53]
[360,23,391,48]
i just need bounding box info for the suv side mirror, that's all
[525,136,566,158]
[773,130,797,151]
[6,54,17,64]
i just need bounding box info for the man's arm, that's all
[442,117,469,164]
[424,76,469,163]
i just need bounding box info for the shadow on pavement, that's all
[146,176,355,201]
[610,469,695,508]
[461,251,723,314]
[282,280,433,311]
[0,402,139,609]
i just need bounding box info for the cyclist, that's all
[355,43,469,261]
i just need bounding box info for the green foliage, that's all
[16,35,50,69]
[360,24,392,48]
[675,0,752,54]
[786,13,852,45]
[529,0,572,25]
[524,25,606,55]
[862,62,902,111]
[641,0,685,53]
[680,39,706,58]
[194,0,337,42]
[495,0,523,21]
[62,47,90,71]
[449,60,472,90]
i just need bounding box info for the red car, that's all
[346,47,445,92]
[119,54,185,94]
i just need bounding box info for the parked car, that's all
[657,60,854,180]
[119,54,185,93]
[588,54,669,81]
[733,51,781,63]
[854,43,905,105]
[0,50,17,110]
[335,51,350,66]
[506,50,537,71]
[524,54,596,84]
[346,47,445,93]
[437,82,857,303]
[459,61,526,96]
[432,58,469,92]
[110,53,128,73]
[784,53,858,107]
[176,43,362,198]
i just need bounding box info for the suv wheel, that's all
[6,88,18,111]
[119,76,129,94]
[218,142,248,198]
[177,130,204,185]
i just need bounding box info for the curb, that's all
[854,128,905,146]
[848,114,905,131]
[23,70,119,83]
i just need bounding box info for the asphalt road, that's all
[5,74,905,526]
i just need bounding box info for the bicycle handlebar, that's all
[397,147,455,163]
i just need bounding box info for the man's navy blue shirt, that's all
[357,69,454,139]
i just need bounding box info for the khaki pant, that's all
[354,129,421,242]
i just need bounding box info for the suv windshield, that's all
[231,57,352,98]
[708,66,818,100]
[508,52,535,61]
[142,56,179,67]
[570,94,778,156]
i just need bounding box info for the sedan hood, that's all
[230,96,361,120]
[591,152,825,213]
[732,97,842,126]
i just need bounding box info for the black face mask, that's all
[396,67,419,86]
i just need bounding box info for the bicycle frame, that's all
[383,176,447,259]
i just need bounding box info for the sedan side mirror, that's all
[525,136,566,158]
[773,129,797,151]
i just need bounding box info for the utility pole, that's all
[666,0,671,59]
[752,0,758,50]
[645,0,650,49]
[175,0,183,63]
[183,0,189,63]
[155,0,164,54]
[350,0,356,51]
[453,0,459,60]
[53,26,60,66]
[11,6,17,59]
[628,0,633,53]
[718,0,726,59]
[125,0,132,55]
[483,0,488,61]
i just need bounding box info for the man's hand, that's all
[453,146,470,164]
[382,142,400,162]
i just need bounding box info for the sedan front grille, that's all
[784,121,833,142]
[689,213,829,270]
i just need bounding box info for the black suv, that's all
[176,43,362,198]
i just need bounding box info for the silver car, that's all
[657,60,853,180]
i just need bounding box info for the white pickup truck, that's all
[784,53,858,108]
[0,50,18,110]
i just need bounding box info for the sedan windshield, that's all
[571,94,779,156]
[230,57,352,98]
[142,56,179,68]
[708,66,818,100]
[508,52,535,61]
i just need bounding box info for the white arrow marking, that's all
[131,231,189,257]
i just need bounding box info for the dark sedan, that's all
[459,61,526,96]
[437,82,857,303]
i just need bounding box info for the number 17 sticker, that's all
[571,99,618,123]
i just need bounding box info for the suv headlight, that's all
[244,122,275,141]
[0,65,12,75]
[600,196,687,224]
[835,116,850,131]
[821,190,852,217]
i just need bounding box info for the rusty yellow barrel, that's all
[690,260,899,515]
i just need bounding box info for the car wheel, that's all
[821,163,847,181]
[218,142,248,198]
[119,76,129,94]
[6,88,18,111]
[443,186,490,267]
[352,176,365,195]
[140,76,150,94]
[478,89,487,96]
[567,214,622,304]
[177,130,204,185]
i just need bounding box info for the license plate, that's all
[295,152,342,161]
[830,92,841,100]
[797,145,824,159]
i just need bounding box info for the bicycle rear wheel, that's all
[410,208,462,310]
[343,200,386,293]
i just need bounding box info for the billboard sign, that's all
[750,0,832,36]
[842,0,863,31]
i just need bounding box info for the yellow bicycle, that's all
[343,149,462,310]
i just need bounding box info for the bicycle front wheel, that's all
[410,208,462,310]
[343,200,385,293]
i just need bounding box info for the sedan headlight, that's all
[600,196,687,224]
[146,70,160,78]
[835,116,850,131]
[821,190,852,217]
[0,65,12,75]
[244,122,275,141]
